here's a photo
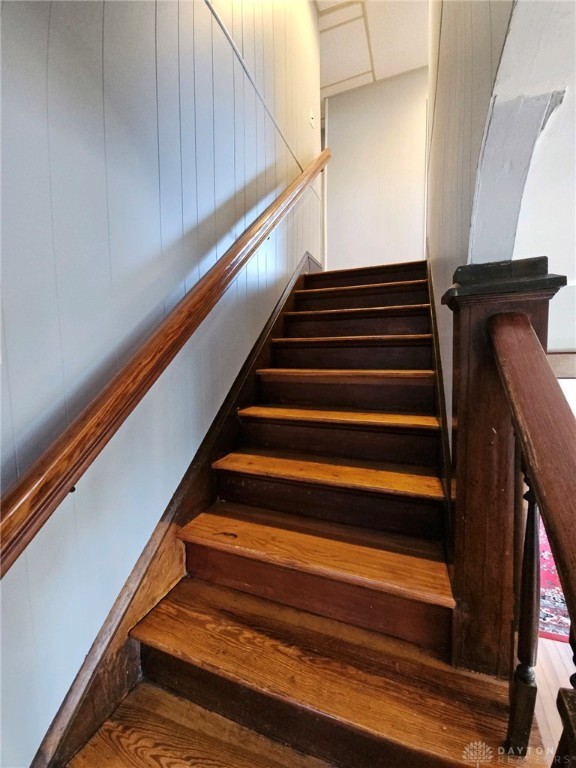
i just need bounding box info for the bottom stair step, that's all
[131,579,543,768]
[67,681,335,768]
[179,502,453,651]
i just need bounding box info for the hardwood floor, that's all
[535,637,575,752]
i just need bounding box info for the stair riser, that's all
[185,546,452,652]
[272,344,433,370]
[258,377,436,413]
[215,473,444,539]
[296,287,429,311]
[304,265,427,289]
[284,314,431,337]
[240,422,441,466]
[140,647,455,768]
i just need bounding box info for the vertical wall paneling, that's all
[104,1,163,365]
[426,0,514,441]
[0,2,321,765]
[212,12,236,259]
[1,2,69,478]
[156,1,187,315]
[193,0,217,276]
[48,2,114,421]
[179,0,200,293]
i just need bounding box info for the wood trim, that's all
[442,256,564,678]
[547,352,576,379]
[32,252,321,767]
[426,258,453,562]
[489,312,576,627]
[0,150,331,579]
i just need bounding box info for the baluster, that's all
[505,474,540,753]
[571,625,576,690]
[553,627,576,765]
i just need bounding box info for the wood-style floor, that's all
[535,637,574,752]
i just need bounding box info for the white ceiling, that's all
[316,0,429,100]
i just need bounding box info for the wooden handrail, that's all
[489,311,576,626]
[0,148,331,578]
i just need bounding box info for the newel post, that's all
[442,257,565,678]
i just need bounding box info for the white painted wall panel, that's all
[194,2,217,276]
[325,68,428,271]
[156,0,187,312]
[0,2,321,765]
[1,2,68,481]
[426,0,514,439]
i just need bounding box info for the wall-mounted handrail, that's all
[0,148,331,579]
[489,311,576,757]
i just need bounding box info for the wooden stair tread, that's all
[295,278,428,299]
[306,259,427,280]
[212,449,445,501]
[238,406,440,430]
[132,579,541,765]
[68,681,334,768]
[257,368,435,379]
[179,502,454,607]
[271,334,433,345]
[285,303,431,319]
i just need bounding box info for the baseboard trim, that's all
[427,258,454,564]
[33,251,320,768]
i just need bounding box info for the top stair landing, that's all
[304,259,428,289]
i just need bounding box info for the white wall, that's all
[325,67,428,271]
[0,2,321,765]
[504,1,575,352]
[467,0,575,352]
[426,0,514,433]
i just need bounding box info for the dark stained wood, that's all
[0,150,331,579]
[443,256,563,678]
[37,253,322,768]
[238,406,441,466]
[213,450,445,499]
[489,312,576,630]
[303,259,427,289]
[257,368,436,412]
[68,682,336,768]
[215,473,444,538]
[295,279,429,311]
[505,484,540,753]
[212,450,445,537]
[271,334,433,370]
[426,259,453,563]
[239,405,441,430]
[132,579,542,767]
[555,689,576,767]
[187,547,451,650]
[283,304,432,338]
[180,502,452,648]
[180,503,454,606]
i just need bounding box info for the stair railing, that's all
[0,148,331,579]
[489,311,576,762]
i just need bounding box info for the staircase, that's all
[68,261,540,767]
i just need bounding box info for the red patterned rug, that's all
[539,518,570,642]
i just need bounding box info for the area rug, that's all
[539,517,570,642]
